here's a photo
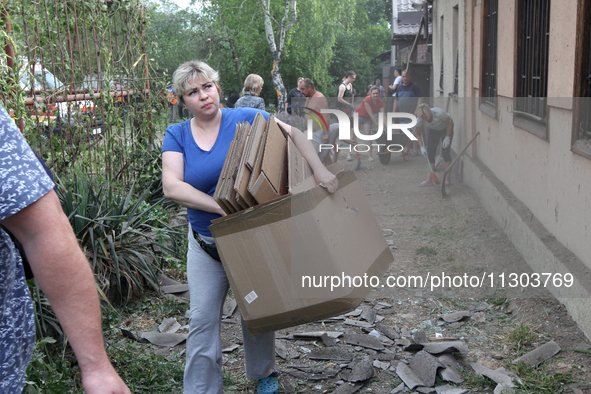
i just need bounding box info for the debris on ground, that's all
[140,332,187,347]
[158,317,181,333]
[512,340,561,366]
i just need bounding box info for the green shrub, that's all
[57,172,176,302]
[23,338,82,394]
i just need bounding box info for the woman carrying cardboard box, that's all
[161,60,338,394]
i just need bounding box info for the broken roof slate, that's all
[512,341,561,366]
[422,341,469,355]
[309,347,353,362]
[408,350,444,387]
[343,333,385,351]
[341,357,374,382]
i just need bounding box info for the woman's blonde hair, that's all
[415,103,432,119]
[242,74,264,96]
[172,60,220,103]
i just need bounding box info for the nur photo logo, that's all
[303,107,418,153]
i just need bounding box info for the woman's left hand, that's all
[314,167,339,193]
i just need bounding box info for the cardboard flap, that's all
[244,113,267,170]
[291,162,343,195]
[214,122,251,214]
[247,116,273,204]
[248,173,279,207]
[235,114,267,207]
[287,138,312,190]
[261,117,287,193]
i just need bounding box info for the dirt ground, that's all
[152,149,591,393]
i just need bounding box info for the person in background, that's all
[226,93,240,108]
[336,71,356,161]
[387,68,403,118]
[388,68,402,97]
[161,61,337,394]
[300,78,329,157]
[375,79,385,98]
[414,103,454,187]
[355,86,385,162]
[0,104,130,394]
[168,86,179,122]
[285,77,305,115]
[235,74,266,110]
[337,71,356,116]
[392,70,423,156]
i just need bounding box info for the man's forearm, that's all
[2,192,115,373]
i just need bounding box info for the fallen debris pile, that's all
[118,274,588,393]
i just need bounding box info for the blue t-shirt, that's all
[396,82,422,113]
[0,105,54,393]
[162,107,270,236]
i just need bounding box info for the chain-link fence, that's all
[0,0,168,184]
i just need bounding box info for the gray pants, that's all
[184,228,275,393]
[314,123,340,163]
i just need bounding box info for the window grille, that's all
[440,57,444,90]
[515,0,550,121]
[583,29,591,139]
[483,0,498,105]
[453,51,459,94]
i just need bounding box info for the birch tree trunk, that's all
[260,0,296,112]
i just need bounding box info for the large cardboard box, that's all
[210,162,392,335]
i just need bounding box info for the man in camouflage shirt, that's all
[0,104,129,393]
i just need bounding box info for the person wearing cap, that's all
[414,103,454,186]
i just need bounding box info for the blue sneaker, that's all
[257,371,279,394]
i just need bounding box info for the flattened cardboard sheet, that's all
[261,117,287,193]
[248,117,288,204]
[234,114,267,207]
[215,122,250,214]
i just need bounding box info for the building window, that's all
[571,0,591,159]
[514,0,551,138]
[481,0,498,110]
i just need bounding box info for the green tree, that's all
[145,0,391,108]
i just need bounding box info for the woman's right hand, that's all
[314,166,338,194]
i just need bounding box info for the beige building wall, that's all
[464,0,591,270]
[453,0,591,336]
[431,0,468,150]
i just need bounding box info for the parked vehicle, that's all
[11,60,103,136]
